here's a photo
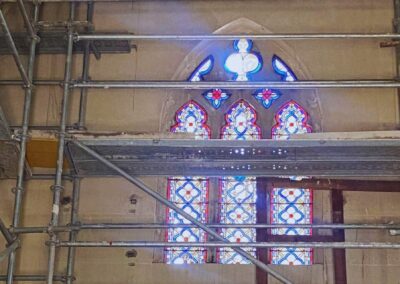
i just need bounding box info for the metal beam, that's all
[6,4,40,283]
[75,33,400,41]
[46,4,75,284]
[55,241,400,249]
[71,140,292,284]
[71,80,400,89]
[267,178,400,192]
[0,10,31,88]
[67,138,400,178]
[0,32,131,55]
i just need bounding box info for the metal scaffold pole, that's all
[0,10,31,88]
[74,33,400,41]
[56,241,400,249]
[46,3,76,284]
[9,222,400,233]
[66,178,81,284]
[77,2,94,129]
[5,3,40,283]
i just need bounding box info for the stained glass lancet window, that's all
[217,100,260,264]
[270,100,313,265]
[166,100,210,264]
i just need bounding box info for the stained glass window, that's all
[166,100,210,264]
[218,100,260,264]
[167,40,316,267]
[271,100,313,265]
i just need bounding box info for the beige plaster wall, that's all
[1,0,400,283]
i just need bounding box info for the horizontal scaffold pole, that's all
[75,33,400,41]
[55,241,400,249]
[72,80,400,89]
[11,222,400,234]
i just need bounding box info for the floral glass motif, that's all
[271,101,313,266]
[171,100,211,140]
[166,101,211,264]
[188,55,214,82]
[218,100,261,264]
[253,88,281,109]
[272,55,297,82]
[203,89,231,109]
[225,39,262,81]
[272,100,312,140]
[221,100,261,140]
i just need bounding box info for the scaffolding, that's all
[0,1,400,284]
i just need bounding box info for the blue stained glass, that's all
[218,177,257,264]
[166,178,209,264]
[171,100,211,140]
[272,100,312,140]
[218,101,260,264]
[253,88,281,109]
[188,55,214,82]
[167,101,211,264]
[221,100,261,140]
[271,102,313,265]
[165,248,207,264]
[272,55,297,82]
[270,248,313,266]
[202,89,231,109]
[225,39,262,81]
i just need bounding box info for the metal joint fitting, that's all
[45,239,59,246]
[7,238,20,249]
[11,186,24,194]
[50,185,64,192]
[32,34,41,43]
[72,33,79,42]
[47,225,55,236]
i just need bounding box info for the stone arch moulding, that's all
[159,17,324,133]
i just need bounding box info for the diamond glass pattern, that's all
[270,248,313,265]
[218,100,260,264]
[221,100,261,140]
[171,100,211,140]
[271,101,313,265]
[166,100,211,264]
[271,100,312,140]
